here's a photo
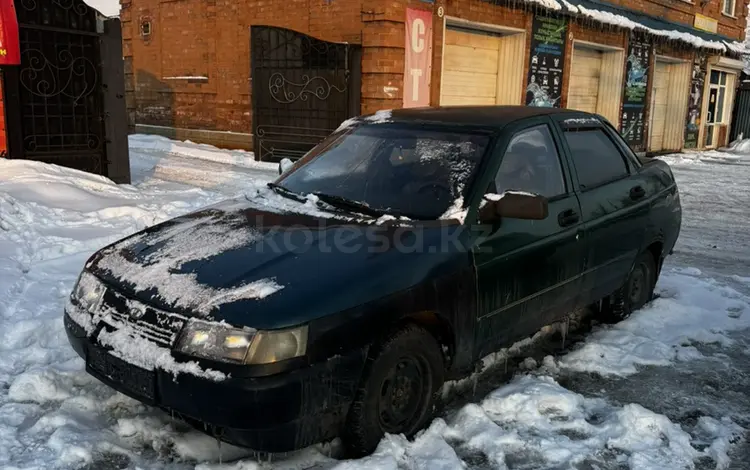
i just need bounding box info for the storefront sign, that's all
[694,14,718,34]
[525,15,567,107]
[684,54,707,149]
[403,8,433,108]
[0,0,20,65]
[619,36,651,152]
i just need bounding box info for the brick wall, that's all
[122,0,747,149]
[121,0,365,143]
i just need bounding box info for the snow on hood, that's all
[93,209,283,315]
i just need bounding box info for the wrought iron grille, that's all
[251,26,361,162]
[11,0,106,175]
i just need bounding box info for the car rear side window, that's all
[564,129,629,190]
[494,125,566,199]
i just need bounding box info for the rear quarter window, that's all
[564,129,629,190]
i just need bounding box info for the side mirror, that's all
[479,191,549,224]
[278,158,294,175]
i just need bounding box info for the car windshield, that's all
[274,124,491,220]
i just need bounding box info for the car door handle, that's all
[630,185,646,200]
[558,209,580,227]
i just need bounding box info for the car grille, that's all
[97,289,187,348]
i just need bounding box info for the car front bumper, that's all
[64,311,367,453]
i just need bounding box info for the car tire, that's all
[342,324,445,457]
[597,251,656,324]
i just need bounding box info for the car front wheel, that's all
[597,251,656,323]
[342,325,444,457]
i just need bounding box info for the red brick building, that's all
[121,0,748,158]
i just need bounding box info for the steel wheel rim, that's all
[377,354,430,434]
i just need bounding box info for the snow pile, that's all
[130,134,275,172]
[557,268,750,376]
[727,136,750,154]
[333,375,732,470]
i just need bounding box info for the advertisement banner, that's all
[403,8,433,108]
[0,0,20,66]
[684,55,707,149]
[619,35,651,152]
[525,15,568,107]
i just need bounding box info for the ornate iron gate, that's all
[251,26,361,162]
[6,0,106,175]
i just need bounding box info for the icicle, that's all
[504,354,508,374]
[561,317,569,350]
[472,373,478,397]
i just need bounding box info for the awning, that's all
[559,0,742,53]
[0,0,20,65]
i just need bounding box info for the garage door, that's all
[441,29,501,106]
[649,62,670,152]
[568,47,602,114]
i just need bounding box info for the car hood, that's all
[87,197,471,329]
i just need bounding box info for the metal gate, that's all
[251,26,361,162]
[5,0,106,175]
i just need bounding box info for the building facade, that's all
[121,0,747,159]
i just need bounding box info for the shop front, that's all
[648,56,691,153]
[439,18,526,106]
[702,57,745,149]
[567,41,625,127]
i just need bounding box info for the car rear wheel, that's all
[342,325,444,457]
[597,251,656,323]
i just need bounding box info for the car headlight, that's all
[175,320,308,365]
[72,271,106,313]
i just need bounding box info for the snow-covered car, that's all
[64,106,682,456]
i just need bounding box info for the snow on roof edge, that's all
[526,0,741,54]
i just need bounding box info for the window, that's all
[493,125,566,198]
[723,0,736,16]
[564,129,628,189]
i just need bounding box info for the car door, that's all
[472,118,586,358]
[554,116,650,306]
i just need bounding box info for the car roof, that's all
[380,106,590,130]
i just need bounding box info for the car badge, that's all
[129,306,146,320]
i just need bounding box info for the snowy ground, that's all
[0,135,748,470]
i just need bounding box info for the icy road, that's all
[0,137,748,470]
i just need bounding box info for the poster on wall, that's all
[684,55,707,149]
[619,35,651,152]
[403,8,433,108]
[0,0,20,65]
[525,15,567,108]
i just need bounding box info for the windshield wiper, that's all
[312,192,390,218]
[267,182,306,202]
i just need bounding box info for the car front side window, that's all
[564,128,629,190]
[493,125,566,199]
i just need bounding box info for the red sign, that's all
[0,0,20,66]
[403,8,433,108]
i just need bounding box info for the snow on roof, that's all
[526,0,745,54]
[83,0,120,17]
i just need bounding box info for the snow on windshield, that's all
[95,211,283,314]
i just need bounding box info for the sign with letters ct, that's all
[0,0,20,65]
[403,8,433,108]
